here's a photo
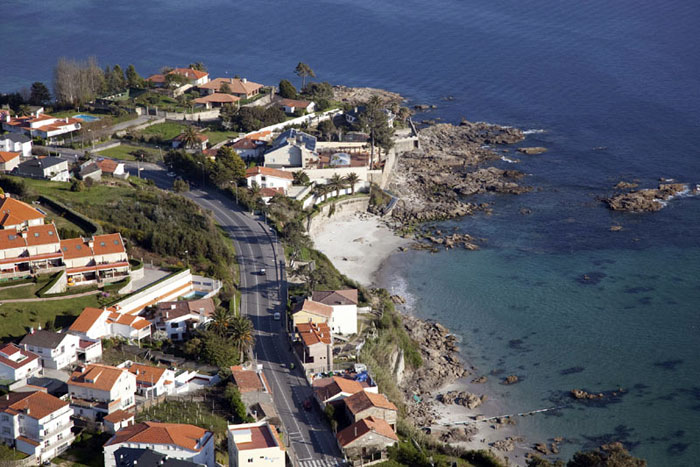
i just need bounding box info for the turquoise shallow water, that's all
[2,0,700,463]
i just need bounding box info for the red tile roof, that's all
[0,152,20,163]
[193,93,240,104]
[260,187,284,198]
[146,74,167,83]
[61,233,126,260]
[312,289,358,306]
[68,364,130,392]
[25,223,60,247]
[170,68,209,81]
[106,421,211,451]
[296,322,332,346]
[232,138,258,150]
[97,159,120,174]
[279,98,312,109]
[199,78,263,96]
[344,390,398,415]
[230,366,270,394]
[230,424,282,451]
[0,195,45,227]
[313,376,363,401]
[69,307,106,334]
[245,166,294,180]
[0,391,69,421]
[0,344,39,370]
[294,299,333,319]
[103,409,134,424]
[336,416,397,447]
[127,363,167,387]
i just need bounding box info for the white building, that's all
[61,233,130,286]
[20,330,80,370]
[69,307,151,342]
[104,422,215,467]
[118,361,175,398]
[311,289,359,335]
[279,98,315,114]
[153,298,215,341]
[0,151,21,172]
[67,363,136,421]
[0,391,74,463]
[0,343,40,382]
[264,129,317,168]
[0,133,32,158]
[245,166,294,193]
[2,108,81,142]
[15,157,70,182]
[227,421,285,467]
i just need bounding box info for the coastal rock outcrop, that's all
[388,122,528,226]
[332,85,403,105]
[517,147,547,155]
[605,183,694,212]
[503,375,520,385]
[438,390,487,409]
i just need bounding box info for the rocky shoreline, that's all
[388,121,530,227]
[605,181,697,212]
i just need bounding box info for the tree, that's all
[209,307,234,336]
[317,119,337,141]
[189,62,207,72]
[328,173,345,198]
[220,82,233,94]
[29,82,51,106]
[229,314,255,362]
[179,126,202,150]
[314,183,329,202]
[70,179,85,192]
[344,172,360,195]
[359,95,394,166]
[125,64,143,88]
[293,171,310,186]
[211,146,246,186]
[278,79,297,99]
[172,178,189,193]
[294,62,316,89]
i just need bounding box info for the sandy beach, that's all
[311,211,411,286]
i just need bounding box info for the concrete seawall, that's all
[306,196,370,237]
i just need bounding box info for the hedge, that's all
[103,277,131,293]
[36,272,65,297]
[38,195,103,235]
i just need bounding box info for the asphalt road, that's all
[129,163,344,467]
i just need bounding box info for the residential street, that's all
[129,162,345,467]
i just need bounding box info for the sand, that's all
[311,212,410,286]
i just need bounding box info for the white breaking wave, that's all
[501,156,518,163]
[523,129,546,135]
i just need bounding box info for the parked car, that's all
[273,312,281,321]
[303,398,313,411]
[259,268,266,275]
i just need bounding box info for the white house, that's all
[279,98,315,114]
[20,330,80,370]
[69,307,152,342]
[15,157,70,182]
[231,138,265,160]
[169,68,210,86]
[227,421,285,467]
[0,391,74,463]
[264,129,318,168]
[118,361,175,398]
[104,422,215,467]
[96,159,127,178]
[153,298,215,341]
[67,363,137,421]
[199,77,263,99]
[0,343,40,382]
[245,166,293,193]
[0,151,21,172]
[2,108,81,142]
[0,133,32,158]
[311,289,358,335]
[61,232,130,286]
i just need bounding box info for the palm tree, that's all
[344,172,360,195]
[328,173,345,198]
[209,307,234,336]
[314,183,329,202]
[229,314,255,362]
[179,125,201,150]
[293,170,310,186]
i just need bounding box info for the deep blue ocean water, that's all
[2,0,699,464]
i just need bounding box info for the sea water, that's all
[2,0,699,464]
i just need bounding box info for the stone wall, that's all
[306,196,370,236]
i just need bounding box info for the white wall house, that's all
[153,298,215,341]
[227,421,285,467]
[20,330,80,370]
[2,108,81,141]
[0,151,21,172]
[104,422,215,467]
[68,307,151,342]
[245,166,293,193]
[279,98,316,114]
[0,391,75,463]
[0,133,32,158]
[67,364,136,421]
[263,129,318,168]
[118,361,175,398]
[15,157,70,182]
[0,344,40,382]
[311,290,359,335]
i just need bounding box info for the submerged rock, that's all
[503,375,520,385]
[605,183,694,212]
[517,146,547,155]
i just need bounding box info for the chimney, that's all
[37,325,41,331]
[170,304,176,310]
[165,312,169,319]
[29,327,34,334]
[88,240,94,249]
[5,394,8,400]
[21,231,27,239]
[242,78,247,83]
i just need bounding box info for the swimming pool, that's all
[73,114,100,122]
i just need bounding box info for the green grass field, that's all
[0,276,52,300]
[96,143,159,161]
[204,130,237,145]
[37,203,88,235]
[141,121,186,140]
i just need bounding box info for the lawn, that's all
[0,276,52,300]
[37,202,88,235]
[204,130,238,145]
[0,293,103,339]
[96,143,160,161]
[0,443,28,460]
[55,431,111,467]
[142,121,187,140]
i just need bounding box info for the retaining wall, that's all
[306,196,370,236]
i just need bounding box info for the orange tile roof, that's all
[232,138,258,150]
[279,98,312,108]
[0,344,39,370]
[312,289,358,306]
[245,166,294,180]
[299,299,333,318]
[344,390,398,415]
[97,159,119,173]
[25,223,60,247]
[103,409,134,424]
[313,376,364,402]
[260,187,284,198]
[69,364,129,392]
[92,233,126,256]
[147,74,167,83]
[0,229,27,250]
[0,152,20,163]
[230,366,268,393]
[0,391,69,421]
[199,77,263,95]
[60,237,92,260]
[336,416,397,447]
[61,233,126,260]
[106,421,210,451]
[296,322,332,346]
[128,363,166,386]
[69,307,106,334]
[193,93,240,104]
[0,195,45,227]
[170,68,209,80]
